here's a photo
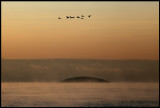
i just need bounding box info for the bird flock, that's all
[58,15,91,19]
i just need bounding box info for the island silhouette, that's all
[60,76,110,83]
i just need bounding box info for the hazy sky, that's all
[2,2,159,60]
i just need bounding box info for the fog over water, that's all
[1,82,159,107]
[1,59,159,82]
[1,59,159,107]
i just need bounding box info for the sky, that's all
[1,2,159,60]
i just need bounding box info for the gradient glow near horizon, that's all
[2,2,159,60]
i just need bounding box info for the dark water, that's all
[1,82,159,107]
[1,59,159,82]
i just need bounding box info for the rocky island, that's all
[60,76,110,83]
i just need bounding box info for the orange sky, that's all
[2,2,159,60]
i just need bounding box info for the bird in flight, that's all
[58,15,92,20]
[77,16,80,18]
[66,16,69,19]
[70,16,74,19]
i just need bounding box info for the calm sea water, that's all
[1,82,159,107]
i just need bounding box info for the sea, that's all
[1,82,159,107]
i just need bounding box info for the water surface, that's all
[1,82,159,107]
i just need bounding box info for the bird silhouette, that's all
[70,16,74,19]
[58,15,92,20]
[77,16,80,18]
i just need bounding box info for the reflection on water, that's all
[1,82,159,107]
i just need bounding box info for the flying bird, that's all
[58,15,92,20]
[88,15,91,18]
[70,16,74,19]
[77,16,80,18]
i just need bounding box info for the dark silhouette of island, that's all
[60,76,110,83]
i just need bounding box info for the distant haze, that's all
[2,59,159,82]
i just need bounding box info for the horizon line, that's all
[1,58,159,61]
